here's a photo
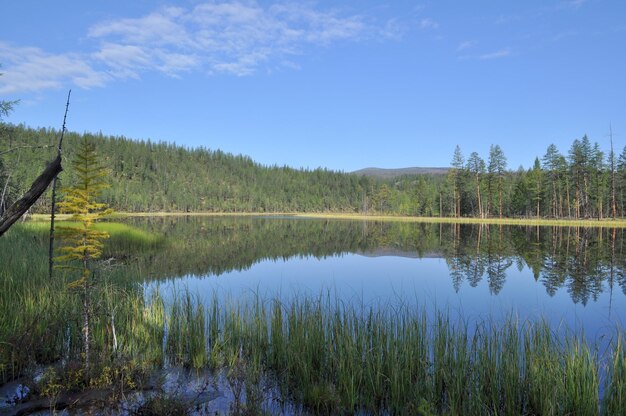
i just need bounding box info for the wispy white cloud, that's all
[1,1,393,93]
[494,13,525,25]
[551,31,577,42]
[479,48,512,60]
[457,40,477,51]
[419,18,439,30]
[0,42,110,94]
[88,1,369,77]
[379,18,405,40]
[91,43,152,79]
[558,0,588,10]
[88,6,191,46]
[458,47,512,61]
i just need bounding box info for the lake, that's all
[2,215,625,414]
[136,216,626,342]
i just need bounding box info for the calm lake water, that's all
[137,216,626,341]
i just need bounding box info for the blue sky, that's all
[1,0,625,172]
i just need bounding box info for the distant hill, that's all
[351,167,449,179]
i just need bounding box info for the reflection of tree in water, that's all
[124,217,626,304]
[485,225,513,295]
[541,227,568,297]
[444,223,465,292]
[535,227,612,305]
[615,229,626,296]
[448,257,464,293]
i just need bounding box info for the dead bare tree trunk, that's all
[0,155,62,236]
[49,90,71,278]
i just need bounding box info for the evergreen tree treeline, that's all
[447,136,626,219]
[1,123,625,218]
[0,124,388,214]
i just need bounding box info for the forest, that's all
[1,123,626,219]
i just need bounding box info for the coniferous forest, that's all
[1,123,626,219]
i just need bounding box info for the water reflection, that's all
[443,224,626,305]
[132,216,626,307]
[127,216,626,349]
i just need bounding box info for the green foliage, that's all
[2,124,626,220]
[56,136,112,274]
[0,124,445,216]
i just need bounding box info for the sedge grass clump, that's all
[164,291,207,369]
[0,226,78,383]
[603,335,626,415]
[207,293,614,415]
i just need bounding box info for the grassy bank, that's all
[21,219,164,251]
[29,211,626,228]
[294,213,626,228]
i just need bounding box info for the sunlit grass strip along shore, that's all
[295,213,626,228]
[29,212,626,228]
[21,220,164,249]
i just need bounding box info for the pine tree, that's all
[450,145,465,217]
[467,152,486,218]
[618,146,626,216]
[56,136,111,375]
[488,145,507,218]
[542,144,562,218]
[529,158,543,218]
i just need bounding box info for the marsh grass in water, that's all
[144,290,623,415]
[1,280,625,414]
[0,223,162,385]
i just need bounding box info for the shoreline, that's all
[29,211,626,228]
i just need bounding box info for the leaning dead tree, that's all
[0,91,71,237]
[0,155,62,236]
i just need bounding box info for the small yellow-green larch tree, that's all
[56,136,111,374]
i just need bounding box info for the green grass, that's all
[1,274,624,414]
[164,292,622,415]
[22,220,164,247]
[20,220,164,259]
[30,211,626,228]
[294,212,626,228]
[0,222,162,385]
